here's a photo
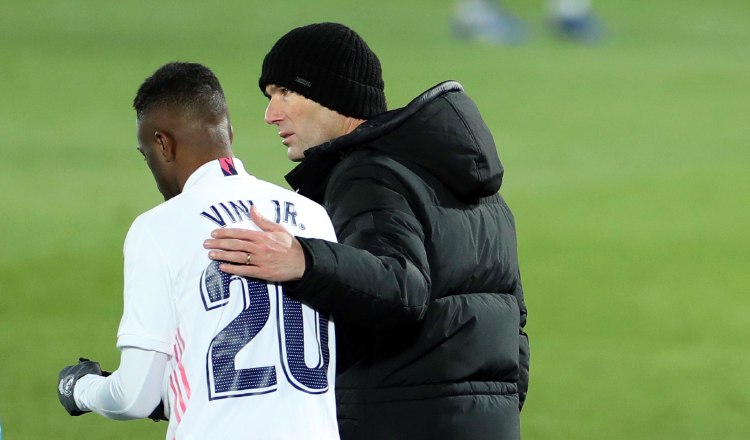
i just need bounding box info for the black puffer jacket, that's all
[284,81,529,440]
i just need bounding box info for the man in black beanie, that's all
[205,22,530,440]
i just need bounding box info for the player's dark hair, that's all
[133,62,227,121]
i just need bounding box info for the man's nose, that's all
[264,98,282,125]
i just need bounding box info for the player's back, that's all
[122,158,338,440]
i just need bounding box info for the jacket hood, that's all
[286,81,504,203]
[364,81,504,201]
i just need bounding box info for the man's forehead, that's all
[265,84,283,95]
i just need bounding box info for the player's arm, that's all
[58,347,168,420]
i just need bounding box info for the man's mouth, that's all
[279,131,293,145]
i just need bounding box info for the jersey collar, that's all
[182,157,249,192]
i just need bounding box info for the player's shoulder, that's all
[133,199,173,223]
[284,187,330,220]
[254,178,323,209]
[126,200,175,239]
[251,178,334,236]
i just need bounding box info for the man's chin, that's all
[287,148,305,162]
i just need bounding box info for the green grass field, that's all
[1,0,748,438]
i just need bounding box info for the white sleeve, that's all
[117,213,175,354]
[74,347,168,420]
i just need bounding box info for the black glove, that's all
[57,357,104,416]
[149,400,168,422]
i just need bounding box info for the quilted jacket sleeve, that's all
[283,156,432,330]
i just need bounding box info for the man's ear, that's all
[228,123,234,144]
[154,131,176,162]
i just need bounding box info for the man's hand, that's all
[57,358,104,416]
[203,206,306,282]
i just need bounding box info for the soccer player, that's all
[56,62,340,440]
[451,0,605,44]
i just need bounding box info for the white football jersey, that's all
[117,158,339,440]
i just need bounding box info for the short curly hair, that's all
[133,62,227,121]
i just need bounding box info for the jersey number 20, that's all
[199,260,330,400]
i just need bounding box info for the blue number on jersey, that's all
[280,294,330,393]
[199,260,330,399]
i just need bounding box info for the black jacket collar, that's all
[285,81,503,203]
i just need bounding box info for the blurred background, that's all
[1,0,748,438]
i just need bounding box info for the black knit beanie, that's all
[259,22,386,119]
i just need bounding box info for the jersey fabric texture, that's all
[283,81,529,440]
[117,158,339,440]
